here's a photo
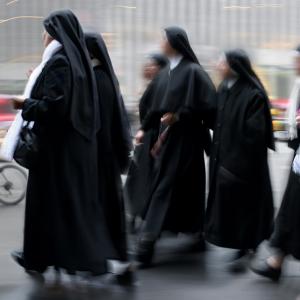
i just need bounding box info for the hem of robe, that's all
[23,262,108,275]
[205,233,267,250]
[269,239,300,261]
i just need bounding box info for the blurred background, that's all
[0,3,300,298]
[0,0,298,139]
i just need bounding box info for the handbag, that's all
[150,125,170,158]
[13,122,40,169]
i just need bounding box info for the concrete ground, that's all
[0,142,299,300]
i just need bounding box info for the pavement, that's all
[0,142,300,300]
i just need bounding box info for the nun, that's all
[251,47,300,281]
[134,26,216,266]
[124,52,168,232]
[139,53,169,121]
[205,49,275,272]
[85,33,134,284]
[10,10,113,277]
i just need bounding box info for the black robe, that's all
[124,76,161,219]
[139,58,216,238]
[270,134,300,258]
[205,80,274,250]
[94,65,131,261]
[21,51,113,274]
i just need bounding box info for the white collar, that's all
[169,55,183,71]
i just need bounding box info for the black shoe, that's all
[251,261,281,282]
[11,250,46,275]
[11,250,26,268]
[186,237,207,253]
[115,268,137,286]
[227,250,250,273]
[135,240,155,267]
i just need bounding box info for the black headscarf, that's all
[85,32,133,173]
[44,10,100,140]
[225,49,275,150]
[85,33,122,99]
[149,53,169,69]
[165,26,200,65]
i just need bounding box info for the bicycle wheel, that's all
[0,164,27,205]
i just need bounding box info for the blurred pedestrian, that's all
[286,45,300,150]
[134,26,216,266]
[205,49,275,272]
[124,52,168,233]
[251,46,300,281]
[10,10,114,277]
[142,53,169,84]
[85,32,134,285]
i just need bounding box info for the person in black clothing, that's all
[251,46,300,281]
[205,50,275,272]
[134,27,216,266]
[142,53,169,83]
[124,52,168,233]
[10,10,114,277]
[85,32,134,284]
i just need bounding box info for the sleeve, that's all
[22,57,71,123]
[243,94,267,153]
[112,95,134,174]
[177,67,217,128]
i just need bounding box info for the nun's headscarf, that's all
[165,26,201,66]
[44,10,100,140]
[225,49,275,150]
[149,53,169,69]
[85,32,133,172]
[85,32,121,99]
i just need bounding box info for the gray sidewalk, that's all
[0,142,299,300]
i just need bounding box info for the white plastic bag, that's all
[0,111,23,161]
[293,146,300,175]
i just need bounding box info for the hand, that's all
[11,96,25,110]
[161,113,178,126]
[135,130,145,145]
[26,68,34,78]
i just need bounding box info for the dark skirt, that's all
[124,131,154,218]
[205,159,274,250]
[270,170,300,259]
[23,129,114,274]
[140,122,206,239]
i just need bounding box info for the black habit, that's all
[138,27,216,239]
[269,81,300,258]
[205,49,275,250]
[21,10,113,274]
[85,33,133,261]
[124,72,165,220]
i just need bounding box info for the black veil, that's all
[225,49,275,150]
[85,32,133,173]
[44,9,100,140]
[165,26,201,66]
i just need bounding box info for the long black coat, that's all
[124,78,159,219]
[21,51,113,274]
[139,59,216,238]
[205,80,274,250]
[94,65,132,261]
